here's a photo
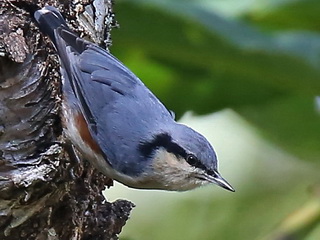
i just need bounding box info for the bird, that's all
[33,5,234,192]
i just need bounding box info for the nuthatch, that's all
[34,6,234,192]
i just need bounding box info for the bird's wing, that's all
[55,28,174,162]
[59,29,142,99]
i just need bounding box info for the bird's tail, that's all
[33,6,69,47]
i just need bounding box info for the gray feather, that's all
[34,6,218,179]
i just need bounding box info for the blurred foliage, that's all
[109,0,320,239]
[111,0,320,162]
[242,0,320,32]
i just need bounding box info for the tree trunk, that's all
[0,0,134,239]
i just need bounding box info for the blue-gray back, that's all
[57,29,174,175]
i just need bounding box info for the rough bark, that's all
[0,0,134,239]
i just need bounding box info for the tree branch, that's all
[0,1,134,239]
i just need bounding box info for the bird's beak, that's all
[207,171,235,192]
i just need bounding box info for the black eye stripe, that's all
[138,133,214,175]
[138,133,187,159]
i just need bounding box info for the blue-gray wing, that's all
[57,28,143,107]
[55,28,173,168]
[34,6,174,175]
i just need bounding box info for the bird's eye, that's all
[186,154,198,166]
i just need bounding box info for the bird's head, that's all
[138,124,234,192]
